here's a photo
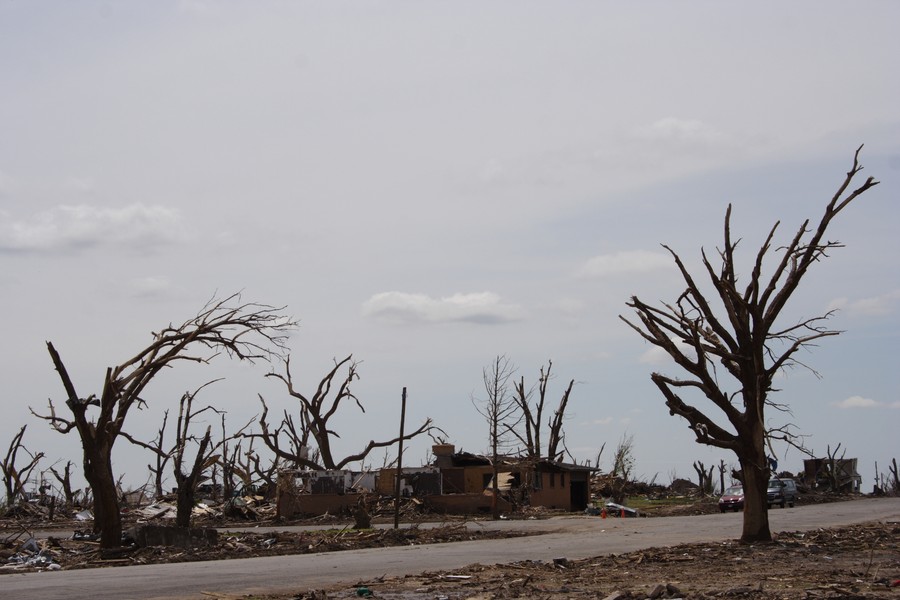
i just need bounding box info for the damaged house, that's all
[277,444,594,518]
[276,469,380,517]
[803,457,862,493]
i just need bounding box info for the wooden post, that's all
[393,387,407,529]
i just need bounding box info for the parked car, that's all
[767,478,798,508]
[718,485,744,512]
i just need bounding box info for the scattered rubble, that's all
[2,490,896,600]
[282,521,899,600]
[0,522,531,572]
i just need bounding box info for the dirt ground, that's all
[2,499,898,599]
[298,520,898,600]
[0,521,532,570]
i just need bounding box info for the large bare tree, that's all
[255,355,435,471]
[621,147,878,542]
[473,355,520,520]
[510,360,575,462]
[32,293,295,548]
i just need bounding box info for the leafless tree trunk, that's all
[144,410,172,499]
[247,450,280,499]
[123,380,250,528]
[719,459,727,496]
[593,442,607,470]
[823,443,847,492]
[255,355,435,471]
[621,147,878,542]
[49,461,76,509]
[218,414,245,500]
[509,360,575,461]
[2,426,44,507]
[474,355,519,520]
[693,460,715,496]
[607,433,634,504]
[32,293,295,548]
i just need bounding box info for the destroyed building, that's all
[276,444,594,518]
[803,457,862,492]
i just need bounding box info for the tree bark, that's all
[738,443,771,542]
[83,443,122,548]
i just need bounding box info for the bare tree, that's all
[605,433,635,504]
[888,458,899,494]
[621,147,878,542]
[718,459,727,496]
[474,355,520,520]
[220,433,279,501]
[122,380,247,527]
[141,409,173,499]
[255,355,434,471]
[32,293,295,548]
[693,460,715,496]
[246,448,280,499]
[49,460,77,509]
[592,442,607,470]
[509,360,575,462]
[218,415,247,500]
[821,443,849,492]
[2,426,44,507]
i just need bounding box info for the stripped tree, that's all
[255,355,435,470]
[49,460,77,509]
[32,293,295,548]
[621,147,878,542]
[122,380,250,527]
[474,355,520,520]
[2,425,44,507]
[693,460,715,496]
[509,360,575,462]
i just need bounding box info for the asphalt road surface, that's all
[4,497,898,600]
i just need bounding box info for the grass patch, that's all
[623,496,698,510]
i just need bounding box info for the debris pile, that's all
[0,522,530,572]
[1,535,62,571]
[331,521,899,600]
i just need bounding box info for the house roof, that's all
[439,452,597,472]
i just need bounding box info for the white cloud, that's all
[547,297,587,318]
[639,346,669,365]
[362,291,526,325]
[578,250,672,278]
[634,117,727,147]
[624,118,755,175]
[832,395,879,409]
[638,338,697,365]
[827,290,900,317]
[0,204,187,253]
[129,277,173,298]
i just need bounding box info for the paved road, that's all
[4,498,898,600]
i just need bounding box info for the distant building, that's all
[803,457,862,492]
[276,443,595,518]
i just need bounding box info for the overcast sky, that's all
[2,1,898,497]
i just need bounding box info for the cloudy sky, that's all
[2,1,898,496]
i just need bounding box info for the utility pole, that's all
[393,387,407,529]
